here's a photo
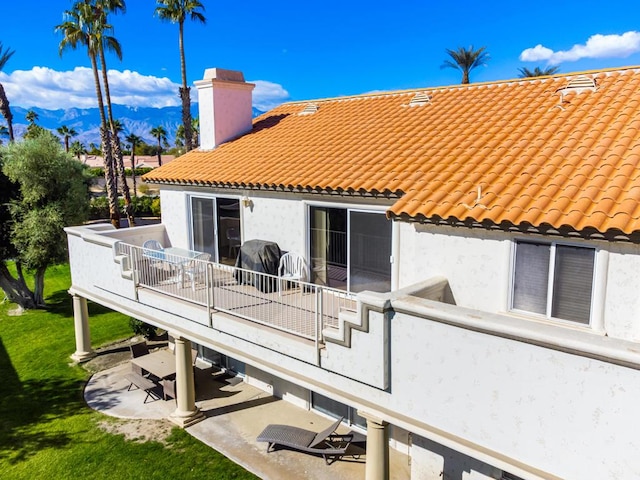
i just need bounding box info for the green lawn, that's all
[0,264,258,479]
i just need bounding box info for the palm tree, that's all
[191,116,199,148]
[56,1,120,228]
[441,46,490,84]
[125,132,141,197]
[0,42,15,142]
[70,140,87,160]
[155,0,205,152]
[150,125,168,167]
[89,0,136,226]
[25,109,38,125]
[0,125,8,145]
[57,125,78,152]
[518,66,560,78]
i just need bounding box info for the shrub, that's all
[150,197,161,216]
[89,196,110,219]
[129,317,157,339]
[87,167,104,178]
[138,183,150,195]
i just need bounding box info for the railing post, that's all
[131,246,139,301]
[315,286,322,366]
[206,262,213,327]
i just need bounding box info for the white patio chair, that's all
[278,252,307,296]
[183,252,211,291]
[142,239,163,261]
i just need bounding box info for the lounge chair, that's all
[256,417,354,465]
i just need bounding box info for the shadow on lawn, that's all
[45,289,119,319]
[0,337,84,464]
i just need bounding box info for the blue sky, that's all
[2,0,640,112]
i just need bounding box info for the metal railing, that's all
[120,243,356,341]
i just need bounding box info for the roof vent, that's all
[409,91,432,106]
[555,75,597,103]
[299,103,319,115]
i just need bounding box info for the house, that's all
[65,66,640,480]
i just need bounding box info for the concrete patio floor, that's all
[83,346,411,480]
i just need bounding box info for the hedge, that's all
[89,195,161,219]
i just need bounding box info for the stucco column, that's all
[70,295,95,362]
[359,411,390,480]
[168,336,204,427]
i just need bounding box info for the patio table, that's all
[144,246,204,287]
[130,349,176,379]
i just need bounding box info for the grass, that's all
[0,263,258,479]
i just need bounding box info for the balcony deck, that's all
[122,243,357,341]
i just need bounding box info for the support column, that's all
[358,410,390,480]
[169,336,204,427]
[70,295,95,362]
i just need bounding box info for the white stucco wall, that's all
[160,189,190,247]
[398,222,511,312]
[398,222,640,342]
[603,242,640,340]
[241,195,306,257]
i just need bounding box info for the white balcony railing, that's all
[117,243,356,341]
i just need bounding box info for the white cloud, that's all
[0,66,290,112]
[0,66,182,109]
[520,31,640,65]
[249,79,290,111]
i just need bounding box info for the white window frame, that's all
[304,201,395,293]
[510,239,598,327]
[187,193,242,263]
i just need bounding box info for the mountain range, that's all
[10,104,265,147]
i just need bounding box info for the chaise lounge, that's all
[256,417,355,465]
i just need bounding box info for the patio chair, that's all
[183,252,211,291]
[256,417,354,465]
[142,239,164,261]
[278,251,307,296]
[160,378,176,401]
[129,341,150,376]
[226,227,241,259]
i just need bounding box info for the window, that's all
[309,206,392,293]
[512,241,595,324]
[190,196,240,265]
[311,392,366,429]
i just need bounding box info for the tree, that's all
[25,109,38,125]
[57,125,78,152]
[441,46,490,84]
[125,132,141,197]
[150,125,168,167]
[92,0,136,227]
[23,111,48,140]
[0,134,90,308]
[0,125,8,145]
[155,0,205,152]
[56,1,120,228]
[518,66,560,78]
[70,140,87,160]
[0,42,15,143]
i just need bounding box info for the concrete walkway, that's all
[84,354,411,480]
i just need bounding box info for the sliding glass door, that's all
[190,196,240,264]
[309,206,391,293]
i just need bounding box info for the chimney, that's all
[194,68,255,150]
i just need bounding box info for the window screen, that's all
[513,242,550,315]
[551,245,594,324]
[512,241,594,324]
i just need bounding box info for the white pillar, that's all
[70,295,95,362]
[169,336,204,427]
[359,411,390,480]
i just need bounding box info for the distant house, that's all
[66,66,640,479]
[82,154,176,169]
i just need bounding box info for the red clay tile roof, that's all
[143,66,640,236]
